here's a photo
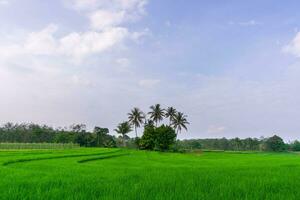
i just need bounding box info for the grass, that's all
[0,148,300,199]
[0,143,79,149]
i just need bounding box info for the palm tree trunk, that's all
[175,129,179,140]
[135,126,137,138]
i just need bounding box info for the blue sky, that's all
[1,0,300,140]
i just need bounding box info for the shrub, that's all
[290,140,300,151]
[140,125,176,151]
[264,135,285,152]
[154,125,177,151]
[139,126,156,150]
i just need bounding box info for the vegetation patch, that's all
[2,150,121,166]
[0,149,300,199]
[78,153,129,163]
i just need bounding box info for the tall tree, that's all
[165,107,177,125]
[172,112,189,134]
[128,107,145,138]
[148,104,165,127]
[114,122,132,146]
[93,127,109,147]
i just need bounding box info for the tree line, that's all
[0,123,116,147]
[0,104,188,151]
[1,103,300,152]
[177,135,300,152]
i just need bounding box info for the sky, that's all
[1,0,300,140]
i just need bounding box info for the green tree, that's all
[70,124,87,146]
[290,140,300,151]
[140,125,177,151]
[265,135,285,152]
[93,127,109,147]
[165,107,177,125]
[114,122,132,147]
[172,112,189,134]
[139,124,156,150]
[144,119,154,127]
[148,104,165,127]
[155,125,177,151]
[128,107,145,138]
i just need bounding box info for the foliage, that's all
[114,122,132,146]
[114,122,132,138]
[165,107,177,125]
[177,137,261,151]
[128,107,145,138]
[171,112,189,134]
[175,139,202,151]
[140,125,176,151]
[290,140,300,151]
[93,127,115,147]
[264,135,286,152]
[148,104,165,126]
[154,125,177,151]
[139,125,156,150]
[0,123,116,148]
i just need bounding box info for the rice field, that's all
[1,148,300,199]
[0,143,79,149]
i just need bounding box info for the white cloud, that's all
[0,0,9,5]
[25,24,58,55]
[283,32,300,57]
[116,57,130,67]
[130,28,150,42]
[71,75,93,87]
[0,24,129,63]
[36,0,151,62]
[69,0,100,11]
[89,10,125,30]
[138,79,160,89]
[67,0,148,30]
[228,20,262,26]
[59,27,128,60]
[0,0,152,138]
[239,20,262,26]
[70,0,148,12]
[207,126,226,134]
[114,58,132,73]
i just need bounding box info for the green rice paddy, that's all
[1,148,300,200]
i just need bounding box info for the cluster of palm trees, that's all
[115,104,189,140]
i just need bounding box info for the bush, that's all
[140,125,176,151]
[264,135,285,152]
[139,126,156,150]
[176,139,202,151]
[290,140,300,151]
[154,125,177,151]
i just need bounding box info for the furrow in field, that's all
[78,153,129,163]
[2,149,121,166]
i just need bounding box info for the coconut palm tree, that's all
[165,107,177,125]
[114,122,132,146]
[144,119,154,127]
[172,112,189,134]
[128,107,145,138]
[148,104,165,127]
